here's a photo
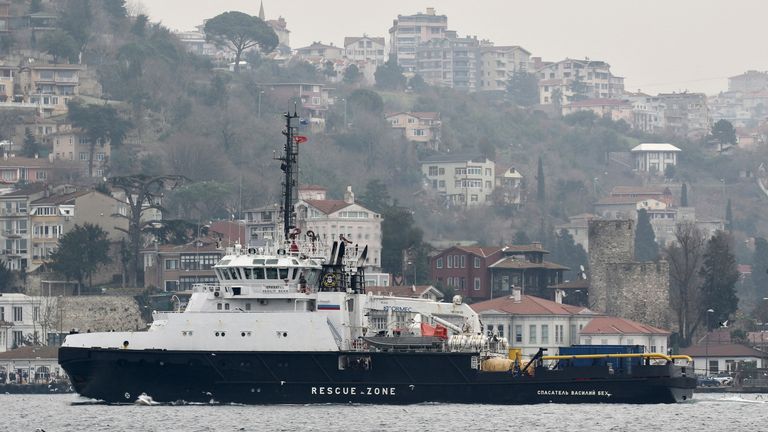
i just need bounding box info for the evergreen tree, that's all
[699,231,739,329]
[710,119,737,152]
[204,11,278,73]
[506,72,539,106]
[752,237,768,298]
[681,183,688,207]
[408,74,428,92]
[725,198,733,230]
[0,260,16,293]
[513,230,531,245]
[635,208,659,261]
[374,56,406,90]
[21,128,40,158]
[358,179,391,214]
[50,223,112,291]
[536,156,545,203]
[67,100,132,177]
[342,64,361,84]
[552,229,589,280]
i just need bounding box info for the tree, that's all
[59,0,93,60]
[38,29,80,63]
[408,74,428,92]
[358,179,391,214]
[635,209,659,261]
[29,0,42,13]
[131,14,149,37]
[204,11,278,73]
[103,0,128,19]
[347,89,384,115]
[752,238,768,299]
[536,156,545,203]
[551,229,588,281]
[381,205,426,279]
[550,87,563,115]
[21,128,41,158]
[49,223,111,291]
[681,183,688,207]
[67,100,132,177]
[665,222,706,346]
[699,231,739,330]
[710,119,737,153]
[506,72,539,106]
[513,230,531,245]
[343,64,361,85]
[109,175,186,286]
[374,56,406,90]
[0,260,16,293]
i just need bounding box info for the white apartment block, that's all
[0,294,57,352]
[389,8,448,73]
[416,31,480,91]
[344,36,386,65]
[478,44,532,92]
[421,154,496,207]
[537,59,624,105]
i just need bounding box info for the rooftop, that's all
[580,316,669,335]
[472,294,594,316]
[0,346,58,360]
[303,199,352,215]
[680,343,766,358]
[631,143,682,152]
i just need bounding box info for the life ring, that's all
[289,227,302,239]
[247,248,256,255]
[277,248,286,256]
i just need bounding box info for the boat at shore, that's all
[59,112,696,405]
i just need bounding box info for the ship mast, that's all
[279,110,300,239]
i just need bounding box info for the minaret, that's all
[258,1,265,20]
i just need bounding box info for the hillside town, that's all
[0,1,767,395]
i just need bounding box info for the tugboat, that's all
[59,112,696,404]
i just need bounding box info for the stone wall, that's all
[57,296,145,333]
[604,261,671,328]
[588,219,634,313]
[588,219,671,329]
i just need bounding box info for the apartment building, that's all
[0,293,50,352]
[416,31,480,91]
[0,184,46,271]
[294,186,382,270]
[262,83,333,130]
[657,92,710,138]
[295,42,344,61]
[142,237,223,291]
[49,127,111,177]
[344,36,386,65]
[537,58,624,105]
[0,155,52,185]
[478,44,532,93]
[389,8,448,73]
[420,153,495,207]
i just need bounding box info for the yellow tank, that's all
[481,357,514,372]
[508,348,522,363]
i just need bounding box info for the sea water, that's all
[2,392,767,432]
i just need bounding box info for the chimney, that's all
[555,289,564,304]
[426,7,435,15]
[512,287,522,303]
[531,241,542,250]
[344,185,355,204]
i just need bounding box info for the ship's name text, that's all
[537,389,612,397]
[382,306,412,312]
[311,386,396,396]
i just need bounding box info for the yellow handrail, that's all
[542,353,673,362]
[670,354,693,362]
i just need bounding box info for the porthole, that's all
[222,332,226,337]
[215,332,220,337]
[283,332,288,337]
[241,332,246,337]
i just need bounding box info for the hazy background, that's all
[138,0,766,95]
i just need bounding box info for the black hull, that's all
[59,348,695,405]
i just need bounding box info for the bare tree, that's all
[110,175,186,286]
[665,222,706,346]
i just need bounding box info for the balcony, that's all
[3,230,21,238]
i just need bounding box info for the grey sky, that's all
[140,0,767,95]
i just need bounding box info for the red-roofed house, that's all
[141,236,223,291]
[562,98,634,124]
[472,292,598,357]
[578,316,670,353]
[385,111,441,149]
[295,186,382,270]
[430,243,567,302]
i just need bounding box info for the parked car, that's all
[697,376,720,387]
[712,373,733,386]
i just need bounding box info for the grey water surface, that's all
[2,393,768,432]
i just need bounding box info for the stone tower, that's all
[588,219,670,328]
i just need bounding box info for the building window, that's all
[459,277,465,289]
[460,255,465,268]
[428,166,438,176]
[474,277,481,290]
[0,306,3,322]
[165,259,179,270]
[446,255,453,268]
[474,257,480,268]
[96,152,105,161]
[515,325,523,343]
[541,325,549,344]
[12,331,23,348]
[529,325,536,344]
[13,306,22,322]
[165,281,179,291]
[436,257,443,268]
[79,152,88,160]
[497,325,504,339]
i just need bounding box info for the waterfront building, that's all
[389,8,448,73]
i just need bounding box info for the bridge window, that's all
[266,268,278,279]
[220,269,231,280]
[253,268,265,279]
[243,268,252,279]
[279,268,289,279]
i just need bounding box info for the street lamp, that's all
[705,308,714,377]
